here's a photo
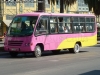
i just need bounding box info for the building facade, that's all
[0,0,91,40]
[77,0,89,13]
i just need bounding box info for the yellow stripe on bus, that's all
[57,35,97,49]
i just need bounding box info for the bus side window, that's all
[50,23,57,33]
[86,24,93,32]
[58,23,64,33]
[35,16,49,35]
[50,17,58,34]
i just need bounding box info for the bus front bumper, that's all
[4,46,35,52]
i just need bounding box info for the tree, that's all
[60,0,76,13]
[38,0,76,13]
[48,0,76,13]
[84,0,100,16]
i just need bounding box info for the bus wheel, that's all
[52,50,60,54]
[69,43,80,53]
[9,52,18,57]
[34,45,42,58]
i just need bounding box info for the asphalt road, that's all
[0,44,100,75]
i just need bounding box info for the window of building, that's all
[78,8,81,10]
[6,15,15,20]
[6,0,16,6]
[78,0,88,7]
[86,8,89,11]
[45,0,50,8]
[56,0,60,8]
[24,0,34,7]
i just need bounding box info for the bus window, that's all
[72,17,86,33]
[72,17,81,33]
[58,17,72,33]
[64,17,72,33]
[35,16,49,35]
[58,17,64,33]
[50,17,58,34]
[79,17,85,32]
[85,18,95,32]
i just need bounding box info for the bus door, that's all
[35,16,51,50]
[43,16,59,50]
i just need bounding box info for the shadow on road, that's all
[89,44,100,47]
[79,70,100,75]
[0,50,88,59]
[0,46,4,52]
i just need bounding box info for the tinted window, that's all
[85,17,95,32]
[36,16,49,35]
[50,17,58,34]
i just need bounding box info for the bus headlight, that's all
[25,43,33,46]
[25,43,30,46]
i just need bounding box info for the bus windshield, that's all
[7,16,38,36]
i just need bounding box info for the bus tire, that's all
[52,50,60,54]
[9,52,18,57]
[34,45,42,58]
[69,43,80,53]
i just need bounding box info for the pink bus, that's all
[4,12,97,57]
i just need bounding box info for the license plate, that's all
[11,48,17,51]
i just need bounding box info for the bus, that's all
[4,12,97,57]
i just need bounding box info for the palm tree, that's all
[60,0,76,13]
[48,0,76,13]
[37,0,76,13]
[84,0,100,16]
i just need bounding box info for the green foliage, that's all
[84,0,100,16]
[48,0,55,4]
[48,0,76,13]
[64,0,76,6]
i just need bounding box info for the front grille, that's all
[8,41,23,46]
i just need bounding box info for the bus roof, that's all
[17,12,95,17]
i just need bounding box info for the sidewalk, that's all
[97,41,100,44]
